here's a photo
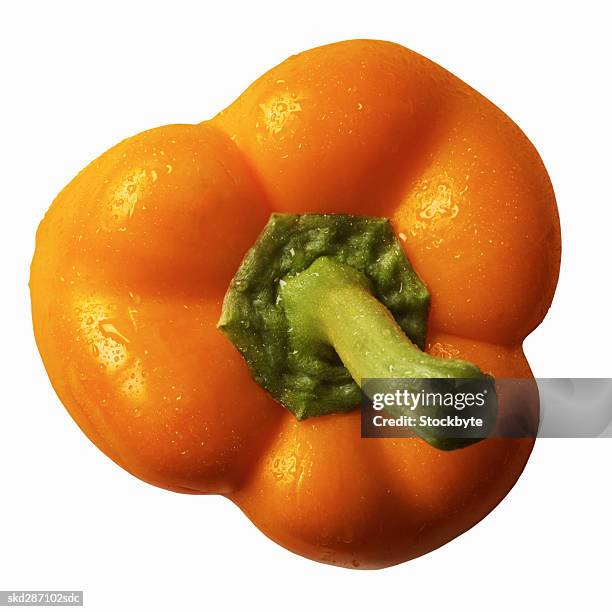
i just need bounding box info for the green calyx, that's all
[218,213,496,450]
[218,213,429,416]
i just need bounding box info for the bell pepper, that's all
[30,39,560,568]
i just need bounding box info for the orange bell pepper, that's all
[30,39,560,568]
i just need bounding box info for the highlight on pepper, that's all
[30,39,561,569]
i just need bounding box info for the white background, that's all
[1,1,610,610]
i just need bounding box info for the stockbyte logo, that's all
[367,383,491,439]
[361,377,498,447]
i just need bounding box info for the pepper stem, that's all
[281,257,496,449]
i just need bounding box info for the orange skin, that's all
[30,40,560,568]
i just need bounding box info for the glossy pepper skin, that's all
[30,40,560,568]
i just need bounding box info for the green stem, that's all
[281,257,481,381]
[281,257,496,449]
